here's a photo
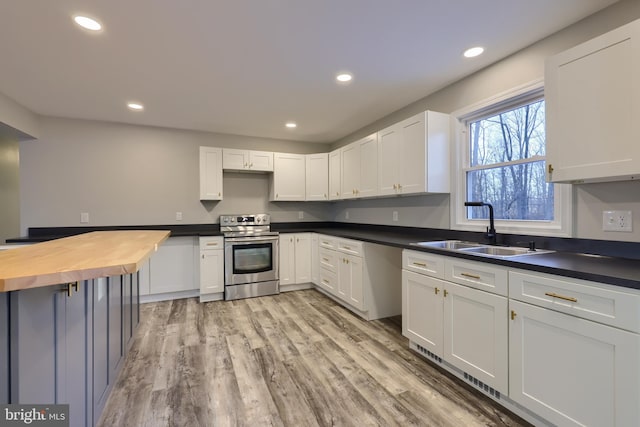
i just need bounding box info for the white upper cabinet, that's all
[199,146,223,200]
[545,19,640,183]
[378,111,450,196]
[340,133,378,199]
[270,152,306,201]
[328,149,341,200]
[223,148,274,172]
[305,153,329,201]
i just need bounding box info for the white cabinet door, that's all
[377,124,401,196]
[279,235,295,286]
[358,133,378,198]
[149,237,197,294]
[341,142,360,199]
[248,150,273,171]
[443,282,508,394]
[222,148,248,170]
[305,153,328,201]
[294,233,311,283]
[310,234,319,285]
[328,149,341,200]
[402,270,445,356]
[200,250,224,294]
[399,111,449,194]
[271,153,306,201]
[338,253,364,310]
[199,146,223,200]
[545,19,640,183]
[199,237,224,296]
[509,300,640,427]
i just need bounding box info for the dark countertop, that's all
[7,222,640,291]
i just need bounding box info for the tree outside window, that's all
[465,99,554,221]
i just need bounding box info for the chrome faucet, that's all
[465,201,497,245]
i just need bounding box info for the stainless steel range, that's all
[221,214,279,300]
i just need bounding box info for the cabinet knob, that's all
[434,287,439,295]
[393,184,397,190]
[218,192,221,197]
[511,310,517,320]
[548,164,554,174]
[61,281,79,298]
[250,163,254,168]
[336,192,339,196]
[443,289,448,297]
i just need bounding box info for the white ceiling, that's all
[0,0,618,143]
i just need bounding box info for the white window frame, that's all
[450,79,573,237]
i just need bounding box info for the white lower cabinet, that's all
[310,234,319,285]
[315,235,401,320]
[199,236,224,302]
[279,233,311,288]
[146,236,198,301]
[509,270,640,427]
[402,251,508,394]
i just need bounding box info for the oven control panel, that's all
[220,214,270,226]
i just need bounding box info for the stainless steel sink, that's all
[412,240,485,250]
[411,240,553,258]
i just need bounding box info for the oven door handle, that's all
[225,236,279,243]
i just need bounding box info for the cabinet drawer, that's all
[318,268,338,294]
[319,248,338,272]
[199,236,223,250]
[445,258,508,296]
[337,239,363,256]
[318,235,338,250]
[510,270,640,332]
[402,250,445,279]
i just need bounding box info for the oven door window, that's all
[232,243,273,274]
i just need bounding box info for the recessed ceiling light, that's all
[463,46,484,58]
[73,15,102,31]
[127,102,144,111]
[285,122,297,129]
[336,73,353,83]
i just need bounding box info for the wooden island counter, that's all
[0,230,170,427]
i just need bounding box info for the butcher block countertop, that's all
[0,230,170,292]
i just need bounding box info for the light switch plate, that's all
[602,210,632,232]
[80,212,89,223]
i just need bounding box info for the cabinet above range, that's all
[222,148,274,172]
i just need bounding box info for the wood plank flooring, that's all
[99,289,532,427]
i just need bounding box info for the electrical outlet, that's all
[298,211,304,219]
[345,210,350,220]
[80,212,89,223]
[602,210,632,232]
[176,211,183,221]
[393,211,399,221]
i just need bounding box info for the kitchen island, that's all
[0,230,169,427]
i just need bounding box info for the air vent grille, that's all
[463,372,501,399]
[415,344,442,364]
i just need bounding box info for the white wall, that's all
[19,117,330,233]
[0,136,20,242]
[329,0,640,242]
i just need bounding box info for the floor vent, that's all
[463,372,501,399]
[415,344,442,364]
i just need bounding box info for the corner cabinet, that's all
[199,146,223,200]
[378,110,450,196]
[545,19,640,183]
[270,153,306,201]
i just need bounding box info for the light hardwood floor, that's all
[99,289,532,427]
